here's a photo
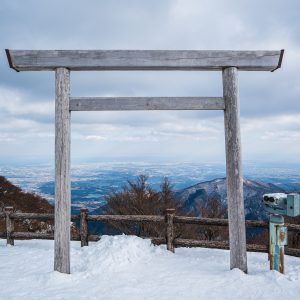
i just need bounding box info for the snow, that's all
[0,236,300,300]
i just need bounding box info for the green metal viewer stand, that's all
[263,193,300,273]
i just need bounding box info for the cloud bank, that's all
[0,0,299,163]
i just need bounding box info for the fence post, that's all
[80,208,89,247]
[165,208,175,252]
[5,207,14,246]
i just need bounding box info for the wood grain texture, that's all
[54,68,71,274]
[174,238,230,249]
[5,207,14,246]
[80,208,89,247]
[285,223,300,232]
[1,212,273,230]
[174,216,269,228]
[174,216,229,226]
[10,232,100,242]
[87,215,165,222]
[70,97,225,111]
[6,50,283,71]
[6,212,297,231]
[87,235,101,242]
[223,67,248,273]
[173,239,269,253]
[10,213,55,220]
[13,232,55,240]
[165,209,175,252]
[285,248,300,257]
[150,237,166,245]
[6,213,79,221]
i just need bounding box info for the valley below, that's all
[1,162,299,221]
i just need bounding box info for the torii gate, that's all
[6,49,284,274]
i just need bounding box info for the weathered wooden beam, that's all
[173,239,269,253]
[246,220,268,229]
[5,213,79,221]
[80,208,89,247]
[12,232,55,240]
[4,207,14,246]
[0,213,278,230]
[247,244,268,253]
[87,235,101,242]
[174,216,229,226]
[285,223,300,232]
[54,68,71,274]
[9,232,100,242]
[10,213,54,220]
[87,214,165,223]
[150,237,166,245]
[165,209,175,252]
[5,49,284,72]
[285,248,300,257]
[223,67,248,273]
[174,216,269,229]
[174,238,230,249]
[70,97,225,111]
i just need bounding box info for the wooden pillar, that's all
[5,207,14,246]
[54,67,71,274]
[166,208,175,252]
[80,208,89,247]
[222,67,247,273]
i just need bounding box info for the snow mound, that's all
[73,235,166,273]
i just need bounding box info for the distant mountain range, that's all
[2,162,300,215]
[91,177,290,222]
[177,178,287,220]
[2,172,299,238]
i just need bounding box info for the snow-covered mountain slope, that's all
[0,236,300,300]
[177,178,286,220]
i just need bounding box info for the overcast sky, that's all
[0,0,299,165]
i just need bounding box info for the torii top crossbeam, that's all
[6,49,284,275]
[6,49,283,71]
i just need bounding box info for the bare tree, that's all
[104,176,230,242]
[104,175,182,237]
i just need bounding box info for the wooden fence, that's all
[1,206,300,257]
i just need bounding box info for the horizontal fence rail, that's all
[1,207,300,257]
[87,214,165,222]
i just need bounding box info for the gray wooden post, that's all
[5,207,14,246]
[54,67,71,274]
[223,67,247,273]
[80,208,89,247]
[166,208,175,252]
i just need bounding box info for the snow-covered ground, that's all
[0,236,300,300]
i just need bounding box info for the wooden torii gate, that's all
[6,49,284,274]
